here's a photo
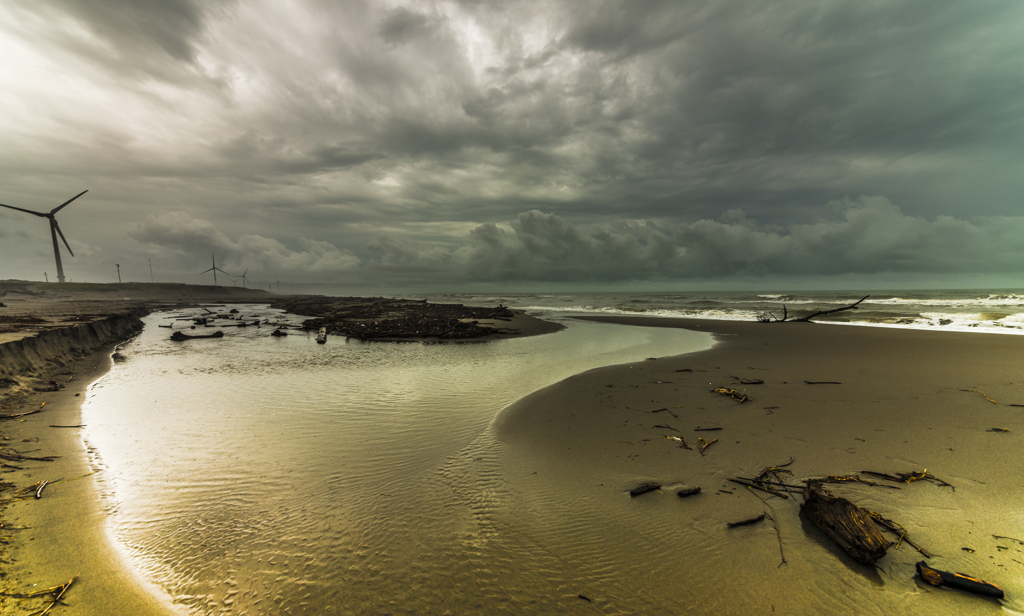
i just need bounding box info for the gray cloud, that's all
[1,1,1022,287]
[361,197,1024,283]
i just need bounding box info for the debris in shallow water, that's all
[916,561,1003,599]
[677,487,701,498]
[653,424,678,432]
[629,482,661,497]
[804,381,842,385]
[694,427,722,432]
[988,427,1009,432]
[577,594,592,602]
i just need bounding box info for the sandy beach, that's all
[492,316,1023,614]
[2,284,1021,614]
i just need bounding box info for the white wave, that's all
[866,294,1024,307]
[519,304,1024,336]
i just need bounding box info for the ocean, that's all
[421,289,1024,335]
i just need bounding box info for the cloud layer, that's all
[121,198,1024,286]
[1,1,1022,287]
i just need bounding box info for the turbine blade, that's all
[200,267,215,274]
[52,219,74,257]
[0,202,47,217]
[51,190,89,215]
[242,268,248,277]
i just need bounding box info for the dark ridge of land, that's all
[268,295,562,341]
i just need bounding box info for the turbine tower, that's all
[200,254,232,286]
[0,190,88,283]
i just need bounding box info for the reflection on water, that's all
[83,306,712,614]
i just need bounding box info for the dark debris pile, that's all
[268,297,516,340]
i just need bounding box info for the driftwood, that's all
[728,513,766,528]
[711,387,749,403]
[316,327,327,344]
[629,482,661,497]
[664,436,691,449]
[758,295,869,323]
[0,451,60,462]
[677,487,701,498]
[0,402,46,420]
[271,329,288,337]
[800,480,888,565]
[861,469,954,490]
[697,438,718,455]
[916,561,1003,599]
[869,512,930,557]
[171,330,224,341]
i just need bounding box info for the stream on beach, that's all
[83,306,712,615]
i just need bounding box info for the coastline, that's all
[1,344,182,615]
[491,316,1024,613]
[4,286,1022,613]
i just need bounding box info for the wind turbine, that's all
[200,254,232,286]
[0,190,88,283]
[238,268,251,288]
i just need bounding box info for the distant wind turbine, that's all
[0,190,88,284]
[239,268,251,288]
[200,254,232,285]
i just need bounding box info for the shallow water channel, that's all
[83,306,711,614]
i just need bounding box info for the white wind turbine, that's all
[0,190,88,283]
[200,254,232,286]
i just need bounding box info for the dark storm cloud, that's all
[2,0,1023,287]
[365,198,1024,283]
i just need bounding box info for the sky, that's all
[1,0,1022,293]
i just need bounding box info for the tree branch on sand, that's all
[757,296,869,323]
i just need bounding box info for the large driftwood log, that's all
[758,296,869,323]
[916,561,1003,598]
[800,480,888,565]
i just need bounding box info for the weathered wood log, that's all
[916,561,1003,598]
[171,330,224,341]
[800,480,888,565]
[629,482,661,497]
[677,487,701,498]
[759,295,870,323]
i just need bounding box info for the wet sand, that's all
[1,346,184,615]
[492,316,1024,614]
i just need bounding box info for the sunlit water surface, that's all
[83,306,712,614]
